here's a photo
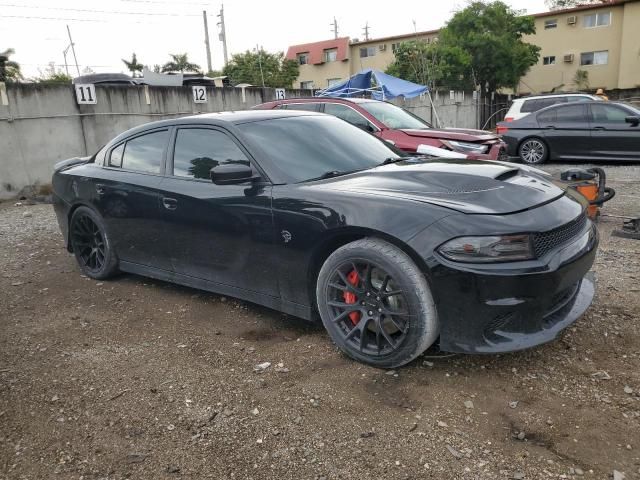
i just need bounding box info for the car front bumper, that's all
[424,217,597,354]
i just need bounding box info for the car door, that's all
[589,103,640,160]
[92,128,170,268]
[157,126,278,296]
[539,104,591,160]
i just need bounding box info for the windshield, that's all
[238,115,403,184]
[360,101,432,130]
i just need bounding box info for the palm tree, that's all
[0,48,23,82]
[162,53,201,73]
[122,53,143,77]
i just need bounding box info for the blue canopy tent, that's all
[315,68,428,101]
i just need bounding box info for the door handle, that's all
[96,184,106,195]
[162,197,178,211]
[592,126,605,130]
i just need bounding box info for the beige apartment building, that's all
[285,0,640,93]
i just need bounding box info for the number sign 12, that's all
[192,86,208,103]
[75,84,97,105]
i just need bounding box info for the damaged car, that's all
[52,110,597,368]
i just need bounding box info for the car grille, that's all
[532,213,588,258]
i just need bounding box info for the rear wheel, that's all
[69,206,118,280]
[518,138,548,165]
[316,238,438,368]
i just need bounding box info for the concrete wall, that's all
[0,84,304,199]
[0,83,479,199]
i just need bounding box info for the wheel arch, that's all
[65,201,100,252]
[306,227,430,318]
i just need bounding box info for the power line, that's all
[0,3,201,16]
[1,13,199,24]
[120,0,211,5]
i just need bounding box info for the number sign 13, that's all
[192,86,208,103]
[75,84,97,105]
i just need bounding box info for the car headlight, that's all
[445,140,490,154]
[438,234,534,263]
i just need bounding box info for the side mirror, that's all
[625,115,640,126]
[210,162,257,185]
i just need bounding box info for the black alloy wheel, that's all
[317,238,439,368]
[70,206,118,279]
[326,260,410,356]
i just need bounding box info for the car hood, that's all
[317,159,565,215]
[401,128,499,142]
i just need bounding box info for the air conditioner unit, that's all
[379,44,387,52]
[564,53,574,63]
[567,15,577,25]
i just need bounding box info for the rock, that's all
[126,453,147,464]
[464,400,474,409]
[591,371,611,380]
[509,401,519,409]
[512,473,525,480]
[446,444,462,459]
[613,470,625,480]
[623,386,633,394]
[360,431,375,438]
[292,416,302,425]
[516,431,526,441]
[574,468,584,475]
[437,421,448,428]
[386,370,397,375]
[23,211,32,218]
[251,407,259,416]
[51,395,59,402]
[409,423,418,432]
[166,465,180,474]
[167,424,175,431]
[254,362,271,372]
[423,360,434,367]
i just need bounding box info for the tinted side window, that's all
[122,131,168,174]
[537,109,557,124]
[591,104,629,123]
[109,143,124,167]
[285,103,319,112]
[567,96,591,103]
[520,99,539,113]
[323,103,372,129]
[555,104,588,123]
[173,128,248,179]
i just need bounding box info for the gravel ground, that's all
[1,163,639,480]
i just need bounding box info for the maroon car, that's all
[254,97,507,161]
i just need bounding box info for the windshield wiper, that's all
[379,157,404,166]
[302,170,351,183]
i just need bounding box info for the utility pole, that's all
[217,4,228,66]
[330,17,338,39]
[63,45,71,76]
[362,22,370,41]
[255,44,265,88]
[203,10,212,73]
[66,25,80,77]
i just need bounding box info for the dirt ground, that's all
[1,163,639,480]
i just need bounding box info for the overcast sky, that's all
[2,0,548,78]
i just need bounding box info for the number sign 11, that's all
[75,84,97,105]
[192,86,208,103]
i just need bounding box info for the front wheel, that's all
[316,238,439,368]
[518,138,548,165]
[69,206,119,280]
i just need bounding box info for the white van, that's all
[504,93,602,121]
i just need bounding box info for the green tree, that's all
[0,48,23,82]
[122,52,143,77]
[386,40,471,91]
[386,2,540,94]
[38,72,73,84]
[162,53,201,73]
[573,69,589,90]
[222,49,299,88]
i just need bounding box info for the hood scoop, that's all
[494,168,521,182]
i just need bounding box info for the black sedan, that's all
[498,101,640,164]
[52,110,597,368]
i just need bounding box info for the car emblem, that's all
[281,230,292,243]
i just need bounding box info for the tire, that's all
[518,137,548,165]
[69,206,119,280]
[316,238,438,368]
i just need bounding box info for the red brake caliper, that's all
[343,270,361,325]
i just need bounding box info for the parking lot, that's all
[1,163,639,480]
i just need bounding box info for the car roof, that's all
[110,110,324,143]
[514,93,597,102]
[264,97,377,105]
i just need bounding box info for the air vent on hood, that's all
[494,168,520,182]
